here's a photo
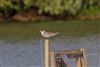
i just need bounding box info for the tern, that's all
[40,30,59,38]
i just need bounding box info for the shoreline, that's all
[0,15,100,22]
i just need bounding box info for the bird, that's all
[40,30,59,38]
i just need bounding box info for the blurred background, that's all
[0,0,100,67]
[0,0,100,20]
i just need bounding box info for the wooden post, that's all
[50,52,56,67]
[44,38,49,67]
[76,57,82,67]
[81,49,87,67]
[76,48,87,67]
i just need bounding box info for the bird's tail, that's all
[53,32,59,36]
[56,32,59,35]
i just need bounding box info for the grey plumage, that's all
[40,30,59,38]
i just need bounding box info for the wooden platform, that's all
[49,48,87,67]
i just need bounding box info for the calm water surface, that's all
[0,20,100,67]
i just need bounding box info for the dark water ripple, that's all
[0,35,100,67]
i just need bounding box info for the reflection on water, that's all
[0,20,100,67]
[0,20,100,40]
[0,35,100,67]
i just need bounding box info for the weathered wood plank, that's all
[44,39,49,67]
[50,52,56,67]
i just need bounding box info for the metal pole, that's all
[44,38,49,67]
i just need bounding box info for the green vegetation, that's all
[79,0,100,16]
[34,0,82,15]
[0,0,100,19]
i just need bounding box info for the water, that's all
[0,20,100,67]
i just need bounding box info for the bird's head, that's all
[40,30,45,34]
